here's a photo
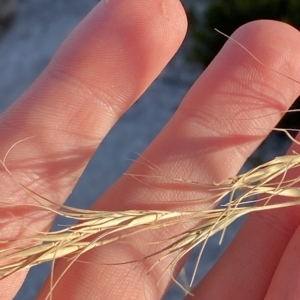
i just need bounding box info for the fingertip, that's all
[221,20,300,98]
[47,0,188,103]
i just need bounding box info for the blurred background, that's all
[0,0,298,299]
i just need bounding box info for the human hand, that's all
[1,1,300,299]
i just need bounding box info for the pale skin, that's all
[1,0,300,299]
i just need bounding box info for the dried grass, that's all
[1,136,300,298]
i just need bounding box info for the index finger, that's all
[0,0,187,299]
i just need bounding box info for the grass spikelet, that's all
[1,136,300,298]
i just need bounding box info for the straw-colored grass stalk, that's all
[1,131,300,298]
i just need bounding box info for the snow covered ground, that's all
[0,1,288,299]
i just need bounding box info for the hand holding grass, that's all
[1,1,300,299]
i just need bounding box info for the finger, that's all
[264,225,300,300]
[39,21,300,300]
[189,139,300,300]
[187,25,300,300]
[0,0,187,299]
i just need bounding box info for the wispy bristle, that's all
[1,144,300,297]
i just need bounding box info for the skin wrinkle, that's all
[46,57,125,121]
